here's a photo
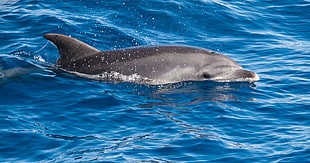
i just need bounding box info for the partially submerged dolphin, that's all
[0,54,41,78]
[44,33,259,84]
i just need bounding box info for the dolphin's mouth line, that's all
[209,77,259,83]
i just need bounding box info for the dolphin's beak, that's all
[232,69,259,82]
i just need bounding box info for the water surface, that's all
[0,0,309,162]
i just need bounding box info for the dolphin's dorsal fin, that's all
[44,33,100,61]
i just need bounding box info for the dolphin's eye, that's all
[202,73,212,79]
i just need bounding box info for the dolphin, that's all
[0,54,41,78]
[0,66,38,78]
[44,33,259,84]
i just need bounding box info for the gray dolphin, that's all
[44,33,259,84]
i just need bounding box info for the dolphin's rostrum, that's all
[44,33,259,84]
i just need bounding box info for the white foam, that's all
[71,71,154,84]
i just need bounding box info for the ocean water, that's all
[0,0,309,162]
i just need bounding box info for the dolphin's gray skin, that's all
[0,54,41,78]
[44,33,259,84]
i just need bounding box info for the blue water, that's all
[0,0,309,162]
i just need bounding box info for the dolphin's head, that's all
[154,52,259,84]
[198,54,259,82]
